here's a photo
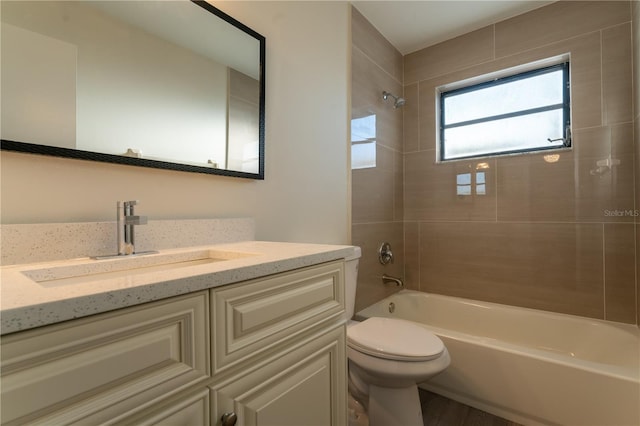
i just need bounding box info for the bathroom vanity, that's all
[0,241,355,425]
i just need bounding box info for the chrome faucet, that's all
[378,242,394,265]
[382,274,404,287]
[117,200,147,255]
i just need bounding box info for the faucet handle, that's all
[378,242,394,265]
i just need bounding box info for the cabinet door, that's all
[118,388,210,426]
[211,326,347,426]
[211,261,344,374]
[1,291,209,425]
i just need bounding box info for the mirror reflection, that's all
[351,114,376,170]
[1,0,265,179]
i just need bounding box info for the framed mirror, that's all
[1,0,265,179]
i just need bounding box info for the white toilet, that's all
[344,248,450,426]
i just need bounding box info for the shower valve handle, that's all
[378,242,394,265]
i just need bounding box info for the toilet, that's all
[344,248,450,426]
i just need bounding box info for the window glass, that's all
[440,62,570,161]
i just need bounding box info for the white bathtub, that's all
[356,290,640,426]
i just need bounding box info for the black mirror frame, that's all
[1,0,266,180]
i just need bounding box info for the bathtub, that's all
[356,290,640,426]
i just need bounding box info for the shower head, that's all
[382,91,406,109]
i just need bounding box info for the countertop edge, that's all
[1,242,358,335]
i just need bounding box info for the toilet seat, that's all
[347,317,444,362]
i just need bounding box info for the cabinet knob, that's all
[221,412,238,426]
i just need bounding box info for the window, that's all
[439,61,570,161]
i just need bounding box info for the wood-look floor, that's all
[419,390,523,426]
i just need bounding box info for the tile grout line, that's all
[416,78,421,293]
[352,44,402,87]
[633,222,640,327]
[602,222,606,320]
[600,29,605,126]
[635,222,638,325]
[492,24,499,225]
[495,159,499,223]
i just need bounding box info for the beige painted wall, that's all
[404,1,636,323]
[0,2,351,246]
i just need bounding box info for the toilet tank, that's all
[344,246,362,320]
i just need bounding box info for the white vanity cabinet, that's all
[211,327,345,426]
[0,259,348,426]
[210,260,347,426]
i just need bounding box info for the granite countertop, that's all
[1,241,358,335]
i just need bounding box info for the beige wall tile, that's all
[497,150,576,221]
[352,46,402,114]
[351,7,403,83]
[495,1,630,59]
[635,118,639,323]
[568,32,604,130]
[393,149,404,221]
[634,1,640,122]
[377,104,404,153]
[404,221,420,290]
[633,2,640,324]
[637,225,640,325]
[404,26,493,84]
[497,124,634,222]
[418,80,438,152]
[602,23,633,125]
[405,151,496,221]
[574,124,635,222]
[419,222,605,319]
[352,47,403,152]
[636,119,640,224]
[604,224,636,323]
[352,222,404,312]
[351,9,405,312]
[351,28,404,224]
[403,83,419,153]
[352,144,395,223]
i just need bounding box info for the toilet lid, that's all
[347,317,444,362]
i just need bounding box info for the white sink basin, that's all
[22,249,257,287]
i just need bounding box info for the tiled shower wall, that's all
[403,1,637,323]
[351,2,638,324]
[634,0,639,324]
[351,8,405,312]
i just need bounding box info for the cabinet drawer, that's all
[0,291,209,425]
[211,261,344,373]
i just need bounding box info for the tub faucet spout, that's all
[382,274,404,287]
